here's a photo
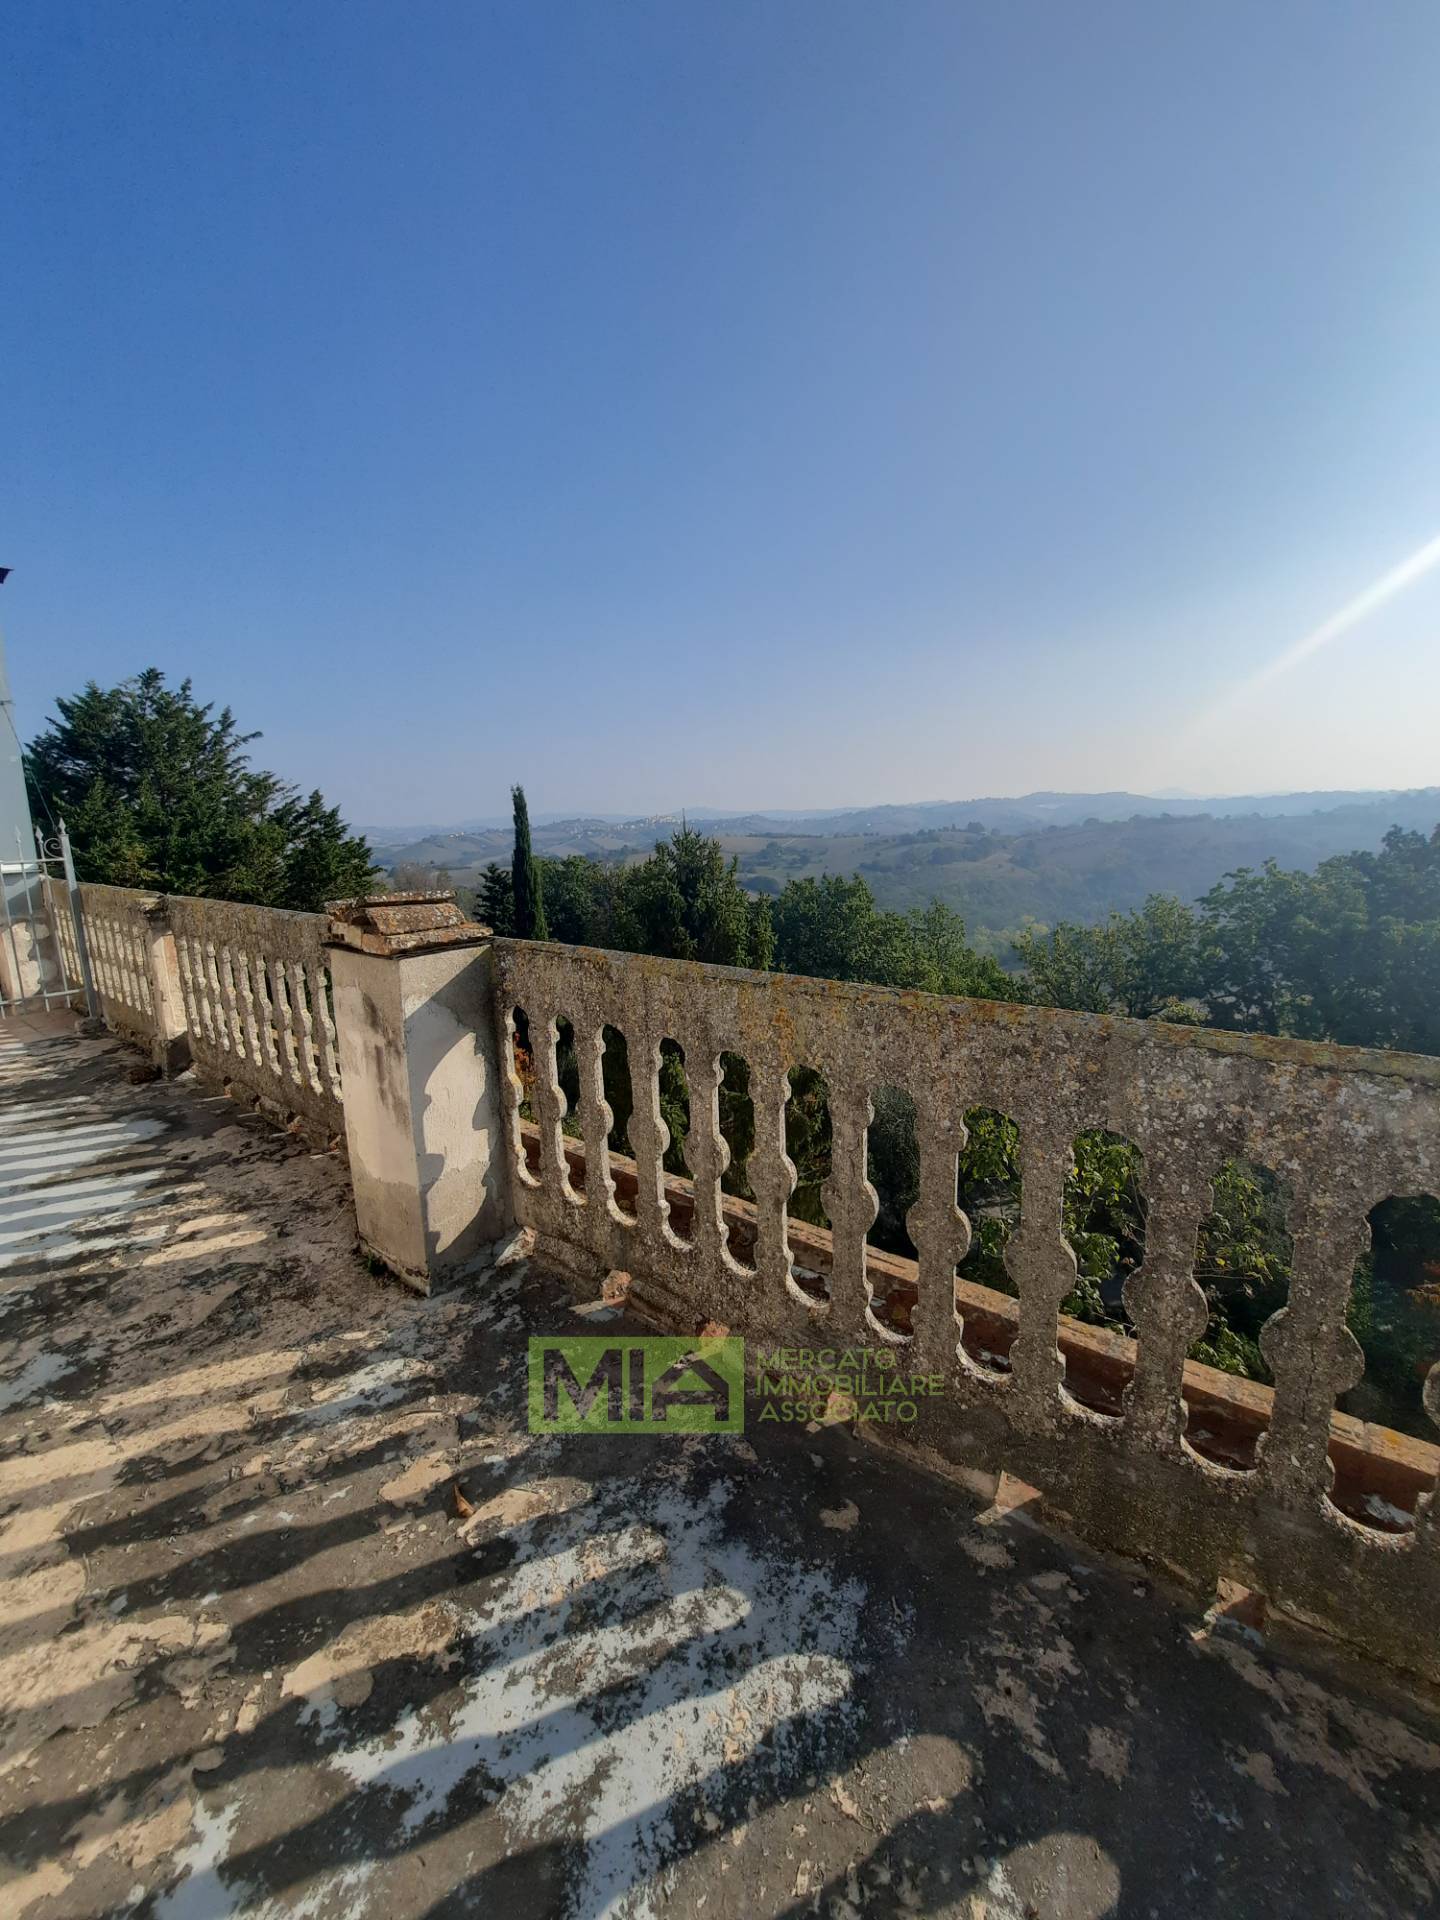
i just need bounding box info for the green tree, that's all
[867,1084,919,1257]
[1014,830,1440,1054]
[718,1051,756,1197]
[510,784,549,941]
[772,874,883,981]
[1194,861,1304,1035]
[767,875,1019,1263]
[886,899,1016,999]
[478,862,515,936]
[1012,918,1117,1013]
[26,669,373,911]
[774,874,1016,1001]
[1016,894,1200,1019]
[272,792,375,914]
[658,1039,691,1177]
[625,825,769,967]
[1345,1194,1440,1437]
[1192,828,1440,1053]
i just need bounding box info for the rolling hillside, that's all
[373,789,1440,956]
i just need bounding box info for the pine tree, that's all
[26,669,373,911]
[511,784,549,940]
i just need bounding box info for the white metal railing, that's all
[2,827,90,1015]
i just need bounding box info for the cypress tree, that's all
[511,783,549,940]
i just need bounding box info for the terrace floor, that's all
[2,1021,1440,1920]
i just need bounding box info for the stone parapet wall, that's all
[72,882,157,1046]
[518,1119,1440,1534]
[57,897,1440,1682]
[70,884,343,1136]
[42,874,83,989]
[166,893,343,1136]
[493,936,1440,1683]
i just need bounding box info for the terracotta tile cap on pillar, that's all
[325,891,493,956]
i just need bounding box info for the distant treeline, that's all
[1014,824,1440,1057]
[472,827,1012,1001]
[472,817,1440,1058]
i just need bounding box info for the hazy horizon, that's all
[357,781,1440,839]
[7,3,1440,823]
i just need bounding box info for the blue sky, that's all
[6,1,1440,827]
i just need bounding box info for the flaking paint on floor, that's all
[3,1026,1440,1920]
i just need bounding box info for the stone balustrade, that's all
[167,894,343,1135]
[42,889,1440,1683]
[56,883,342,1129]
[67,882,157,1047]
[42,875,84,989]
[491,937,1440,1683]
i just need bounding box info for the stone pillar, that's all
[141,900,192,1076]
[326,894,510,1293]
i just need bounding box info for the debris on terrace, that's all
[3,1021,1440,1919]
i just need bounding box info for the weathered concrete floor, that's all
[2,1026,1440,1920]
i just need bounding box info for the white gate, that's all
[0,826,96,1016]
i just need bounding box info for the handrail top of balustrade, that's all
[492,935,1440,1089]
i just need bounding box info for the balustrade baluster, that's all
[131,922,152,1011]
[267,956,300,1083]
[218,947,246,1055]
[91,915,113,1001]
[114,920,133,1007]
[192,937,217,1044]
[118,919,134,1005]
[100,917,121,1004]
[531,1006,577,1211]
[1121,1160,1209,1453]
[821,1080,875,1340]
[1257,1201,1369,1508]
[179,936,205,1041]
[624,1013,673,1251]
[235,951,262,1063]
[574,1014,619,1259]
[287,959,320,1092]
[749,1055,798,1306]
[498,1003,538,1196]
[681,1029,730,1276]
[201,943,230,1054]
[251,951,281,1077]
[307,961,342,1102]
[906,1096,970,1372]
[1004,1132,1073,1431]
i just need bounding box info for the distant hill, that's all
[367,786,1436,848]
[363,811,644,847]
[694,787,1439,837]
[371,787,1440,956]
